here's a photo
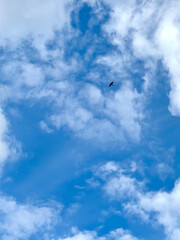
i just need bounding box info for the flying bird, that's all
[109,81,114,87]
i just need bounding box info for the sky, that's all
[1,0,180,239]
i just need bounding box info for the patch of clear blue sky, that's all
[2,1,180,239]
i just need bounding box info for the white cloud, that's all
[102,0,180,116]
[40,121,54,134]
[132,32,157,59]
[0,0,73,50]
[97,162,119,176]
[79,84,104,106]
[96,161,180,240]
[0,0,147,146]
[2,0,180,148]
[0,194,59,240]
[0,108,20,173]
[154,2,180,116]
[105,82,144,142]
[96,54,123,73]
[50,102,93,132]
[0,0,79,172]
[136,180,180,240]
[0,109,9,166]
[5,62,142,145]
[59,230,100,240]
[104,174,141,201]
[58,227,139,240]
[94,161,143,201]
[103,0,136,44]
[47,81,144,144]
[3,61,44,87]
[107,228,139,240]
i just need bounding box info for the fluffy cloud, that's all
[104,174,141,201]
[0,60,142,145]
[95,162,180,240]
[0,194,59,240]
[86,0,180,116]
[93,161,143,202]
[48,81,144,144]
[0,0,146,146]
[136,180,180,240]
[0,0,73,49]
[1,0,180,147]
[107,228,139,240]
[0,0,77,176]
[154,2,180,115]
[2,61,44,87]
[59,229,100,240]
[58,227,139,240]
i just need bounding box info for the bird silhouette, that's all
[109,81,114,87]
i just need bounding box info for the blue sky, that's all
[0,0,180,239]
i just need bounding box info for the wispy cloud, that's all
[0,108,20,174]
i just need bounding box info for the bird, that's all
[109,81,114,87]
